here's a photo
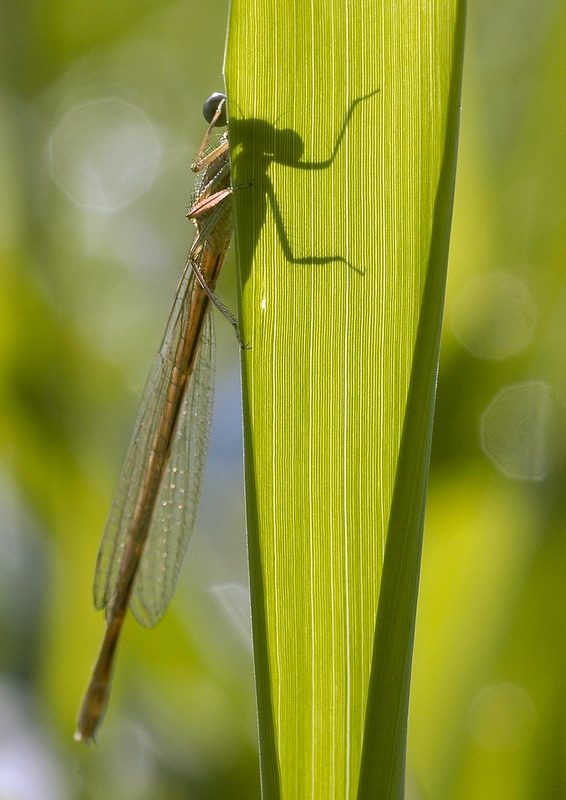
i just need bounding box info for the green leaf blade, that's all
[225,1,465,797]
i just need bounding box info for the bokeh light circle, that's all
[451,272,537,360]
[48,98,161,211]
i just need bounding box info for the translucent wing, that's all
[130,312,214,626]
[94,263,215,628]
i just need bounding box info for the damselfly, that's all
[75,92,235,743]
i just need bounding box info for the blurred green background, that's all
[0,0,564,798]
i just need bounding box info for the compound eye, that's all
[203,93,227,127]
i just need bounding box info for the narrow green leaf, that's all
[357,4,467,796]
[225,1,465,797]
